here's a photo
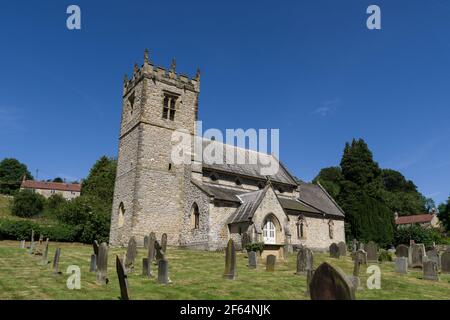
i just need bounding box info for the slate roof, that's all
[297,182,345,218]
[227,187,268,224]
[201,139,297,186]
[277,197,321,214]
[191,180,244,203]
[396,214,434,225]
[21,180,81,192]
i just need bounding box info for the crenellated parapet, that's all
[123,49,200,96]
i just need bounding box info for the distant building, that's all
[20,179,81,200]
[395,212,440,229]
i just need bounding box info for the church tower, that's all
[109,50,200,246]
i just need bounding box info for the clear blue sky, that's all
[0,1,449,205]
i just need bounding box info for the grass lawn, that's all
[0,240,450,300]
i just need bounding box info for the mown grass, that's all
[0,240,450,300]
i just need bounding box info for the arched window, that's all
[328,219,334,239]
[297,215,306,239]
[118,202,125,228]
[190,203,200,229]
[263,218,276,244]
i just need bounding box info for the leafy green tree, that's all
[45,194,67,217]
[53,177,64,183]
[438,197,450,232]
[312,167,343,199]
[0,158,33,195]
[11,189,45,218]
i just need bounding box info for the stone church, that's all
[109,50,345,257]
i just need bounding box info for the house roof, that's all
[395,214,434,225]
[21,180,81,192]
[201,139,298,186]
[297,182,345,218]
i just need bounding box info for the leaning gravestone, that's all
[338,242,347,256]
[20,240,25,249]
[296,246,307,274]
[124,236,137,273]
[116,255,130,300]
[154,240,165,264]
[329,243,340,258]
[223,239,237,280]
[441,252,450,273]
[395,244,409,258]
[93,240,99,256]
[305,249,314,271]
[147,232,156,265]
[395,257,408,274]
[90,254,97,272]
[96,242,109,285]
[365,241,378,262]
[410,244,426,268]
[309,262,355,300]
[266,255,276,272]
[423,260,439,281]
[142,258,149,276]
[161,233,167,253]
[426,249,440,269]
[157,257,170,285]
[40,238,50,265]
[241,233,250,252]
[53,248,61,274]
[143,235,149,249]
[248,251,257,268]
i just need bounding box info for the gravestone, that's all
[338,242,347,256]
[116,255,130,300]
[30,229,35,246]
[364,241,378,262]
[309,262,355,300]
[161,233,167,253]
[53,248,61,274]
[143,235,149,249]
[20,240,25,249]
[353,250,366,277]
[395,244,409,258]
[395,257,408,274]
[147,232,156,266]
[305,269,313,296]
[283,238,290,259]
[124,236,137,273]
[96,242,109,285]
[223,239,237,280]
[426,249,440,269]
[241,233,250,252]
[329,243,340,258]
[296,246,307,274]
[410,244,426,268]
[90,254,97,272]
[154,240,165,264]
[157,258,170,284]
[38,234,43,244]
[142,258,149,276]
[305,249,314,271]
[423,260,439,281]
[441,252,450,273]
[40,238,49,265]
[352,239,358,252]
[93,240,99,256]
[266,255,276,272]
[248,251,257,268]
[28,241,35,255]
[358,242,364,251]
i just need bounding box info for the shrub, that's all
[45,194,67,217]
[11,190,45,217]
[245,242,265,253]
[378,249,393,263]
[394,225,447,247]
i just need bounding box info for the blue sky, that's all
[0,1,449,205]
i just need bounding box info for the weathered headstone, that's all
[395,257,408,274]
[124,236,137,273]
[305,269,313,296]
[116,255,130,300]
[28,241,35,255]
[296,246,313,274]
[90,254,97,272]
[423,260,439,281]
[147,232,156,266]
[266,255,276,272]
[40,238,49,265]
[329,243,340,258]
[96,242,109,285]
[410,243,426,268]
[93,240,99,256]
[305,249,314,271]
[30,229,35,246]
[142,258,149,276]
[283,238,290,259]
[161,233,167,253]
[154,240,165,265]
[143,235,149,249]
[223,239,237,279]
[38,234,43,244]
[52,248,61,274]
[395,244,409,258]
[310,262,355,300]
[358,242,364,251]
[441,252,450,273]
[248,251,257,268]
[157,257,170,284]
[20,240,25,249]
[241,233,250,252]
[426,249,440,269]
[364,241,378,262]
[338,242,347,256]
[352,239,358,252]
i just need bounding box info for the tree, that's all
[0,158,33,195]
[438,197,450,232]
[11,189,45,218]
[53,177,64,183]
[312,167,343,199]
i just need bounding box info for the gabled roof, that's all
[396,214,434,225]
[201,139,297,186]
[297,182,345,218]
[21,180,81,192]
[191,180,244,203]
[277,196,321,214]
[227,187,269,224]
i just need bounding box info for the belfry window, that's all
[162,94,177,120]
[128,92,135,115]
[118,202,125,228]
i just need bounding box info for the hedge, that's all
[0,219,78,242]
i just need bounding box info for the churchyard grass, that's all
[0,240,449,300]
